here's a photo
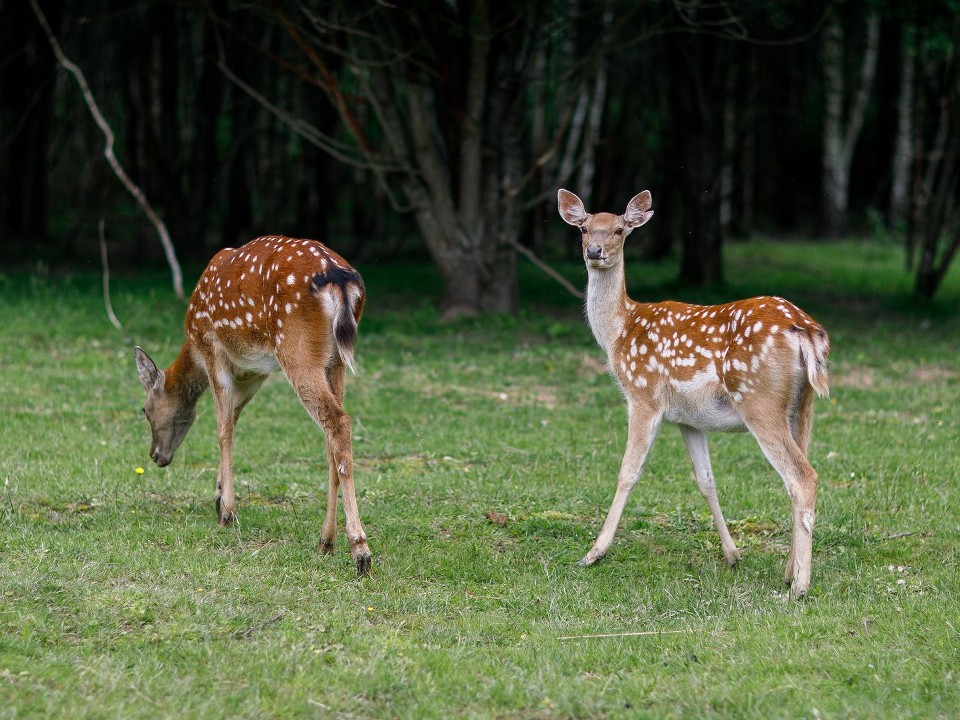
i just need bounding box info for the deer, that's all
[557,189,830,599]
[133,235,371,576]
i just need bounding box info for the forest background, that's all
[2,0,959,314]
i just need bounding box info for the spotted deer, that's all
[558,189,830,599]
[134,235,371,575]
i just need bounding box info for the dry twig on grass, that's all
[558,629,693,640]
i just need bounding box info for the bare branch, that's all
[99,220,124,334]
[215,59,389,171]
[559,629,693,640]
[29,0,184,299]
[505,236,584,301]
[270,3,417,214]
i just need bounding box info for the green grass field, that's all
[1,239,959,718]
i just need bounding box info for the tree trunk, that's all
[821,11,880,237]
[890,25,915,227]
[185,8,225,258]
[665,12,726,286]
[0,0,61,258]
[576,5,613,208]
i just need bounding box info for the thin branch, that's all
[99,220,124,334]
[559,629,693,640]
[882,531,916,540]
[505,236,584,300]
[232,610,286,639]
[270,3,417,214]
[216,59,381,170]
[29,0,184,299]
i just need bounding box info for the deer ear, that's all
[558,189,588,226]
[134,347,161,391]
[624,190,654,228]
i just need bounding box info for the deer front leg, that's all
[212,375,264,526]
[209,377,242,526]
[214,409,238,526]
[580,408,661,566]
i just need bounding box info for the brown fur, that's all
[559,189,830,599]
[135,236,371,575]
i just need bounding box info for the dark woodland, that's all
[2,0,959,313]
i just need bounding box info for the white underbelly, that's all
[664,397,746,432]
[230,349,281,375]
[662,377,746,432]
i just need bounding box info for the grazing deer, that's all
[134,235,371,575]
[558,189,830,599]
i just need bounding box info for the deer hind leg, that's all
[285,361,371,576]
[746,416,820,599]
[679,425,741,567]
[791,385,816,456]
[581,405,661,566]
[783,385,816,584]
[318,365,345,555]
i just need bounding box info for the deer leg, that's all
[211,375,264,526]
[318,366,344,555]
[328,411,371,576]
[580,407,660,566]
[679,425,741,567]
[287,364,371,576]
[211,383,239,526]
[747,420,820,599]
[791,385,816,456]
[783,386,816,584]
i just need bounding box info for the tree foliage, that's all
[2,0,959,306]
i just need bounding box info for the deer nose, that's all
[586,244,603,260]
[151,446,171,467]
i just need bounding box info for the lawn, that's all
[1,238,958,718]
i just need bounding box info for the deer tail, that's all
[797,327,830,399]
[310,266,365,375]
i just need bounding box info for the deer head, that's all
[134,346,197,467]
[558,189,654,270]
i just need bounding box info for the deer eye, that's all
[579,226,587,234]
[614,227,623,235]
[141,407,146,416]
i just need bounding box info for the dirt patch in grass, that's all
[833,367,876,388]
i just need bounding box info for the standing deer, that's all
[134,235,371,575]
[558,189,830,599]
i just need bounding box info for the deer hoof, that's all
[215,498,235,526]
[578,550,604,567]
[725,549,743,568]
[318,537,336,555]
[354,551,372,577]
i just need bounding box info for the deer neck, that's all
[585,260,630,354]
[165,340,209,409]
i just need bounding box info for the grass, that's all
[1,237,959,718]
